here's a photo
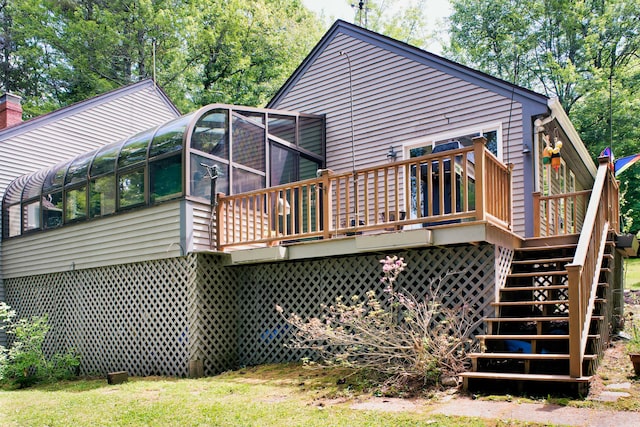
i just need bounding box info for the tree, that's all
[0,0,323,116]
[447,0,640,115]
[447,0,640,230]
[352,0,433,50]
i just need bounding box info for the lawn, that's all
[626,257,640,290]
[0,364,531,427]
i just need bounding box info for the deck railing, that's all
[216,136,512,250]
[533,190,592,236]
[566,157,619,378]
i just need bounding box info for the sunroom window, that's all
[150,155,182,203]
[2,104,324,238]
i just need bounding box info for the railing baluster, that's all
[215,142,514,250]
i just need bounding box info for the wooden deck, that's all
[216,136,512,251]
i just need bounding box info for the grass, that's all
[0,364,542,427]
[625,257,640,290]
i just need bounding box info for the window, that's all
[268,114,296,143]
[191,110,228,158]
[150,155,182,203]
[232,114,265,171]
[149,114,193,158]
[3,106,325,238]
[90,176,116,218]
[299,117,324,156]
[119,169,145,208]
[190,154,229,199]
[232,168,264,194]
[270,144,297,186]
[43,192,63,229]
[119,129,154,168]
[65,186,87,221]
[408,126,501,160]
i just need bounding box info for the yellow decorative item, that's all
[551,141,562,172]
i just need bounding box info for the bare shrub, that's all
[276,256,478,388]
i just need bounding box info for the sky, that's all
[301,0,452,53]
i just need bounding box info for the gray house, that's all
[0,80,179,346]
[0,21,625,394]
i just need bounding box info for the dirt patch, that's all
[350,397,427,413]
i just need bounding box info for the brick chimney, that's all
[0,93,23,129]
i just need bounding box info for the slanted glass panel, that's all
[65,186,87,221]
[119,168,145,208]
[3,175,29,205]
[149,113,193,158]
[91,140,123,176]
[270,143,297,186]
[268,114,296,144]
[90,175,116,218]
[191,109,228,158]
[42,163,68,193]
[7,204,20,237]
[300,156,320,180]
[150,155,182,203]
[23,200,40,232]
[43,192,63,229]
[232,115,265,171]
[65,151,96,185]
[232,167,264,194]
[119,129,154,168]
[299,117,323,155]
[190,154,229,198]
[22,169,48,201]
[236,110,265,125]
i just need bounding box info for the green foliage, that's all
[447,0,640,231]
[0,0,324,115]
[277,256,477,390]
[0,302,80,388]
[625,257,640,290]
[626,313,640,354]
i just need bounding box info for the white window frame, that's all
[402,123,504,162]
[400,123,503,222]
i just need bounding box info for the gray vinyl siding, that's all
[272,33,534,236]
[1,201,183,278]
[188,200,215,252]
[0,83,179,202]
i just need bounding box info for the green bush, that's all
[0,302,80,388]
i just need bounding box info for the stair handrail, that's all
[565,157,616,378]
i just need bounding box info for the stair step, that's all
[492,298,605,307]
[468,352,598,361]
[508,271,567,278]
[485,316,603,323]
[501,285,568,292]
[492,300,569,307]
[460,371,591,383]
[512,257,573,265]
[477,334,598,340]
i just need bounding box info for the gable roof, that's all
[0,79,179,141]
[269,20,550,109]
[0,79,181,200]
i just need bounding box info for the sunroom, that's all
[2,104,325,241]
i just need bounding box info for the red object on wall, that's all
[0,93,23,130]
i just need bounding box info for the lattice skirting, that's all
[4,256,198,377]
[231,244,496,367]
[4,244,497,377]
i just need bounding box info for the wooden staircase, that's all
[460,234,615,395]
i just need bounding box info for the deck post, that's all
[567,263,583,378]
[320,169,333,240]
[215,193,225,250]
[532,192,541,236]
[472,136,487,222]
